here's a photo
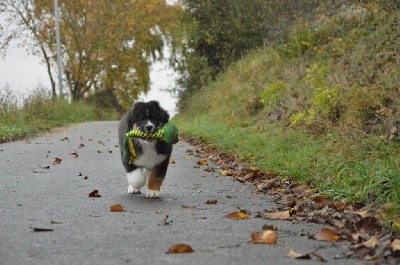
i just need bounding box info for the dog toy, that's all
[125,123,179,164]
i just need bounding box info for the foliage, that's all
[260,81,287,111]
[175,1,400,216]
[0,0,181,109]
[172,0,320,109]
[289,63,340,127]
[0,86,118,142]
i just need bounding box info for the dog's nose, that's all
[145,124,154,132]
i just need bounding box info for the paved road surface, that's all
[0,121,355,265]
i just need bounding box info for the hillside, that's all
[175,2,400,221]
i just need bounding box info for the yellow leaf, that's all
[226,210,250,220]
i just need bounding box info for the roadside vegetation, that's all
[0,86,119,142]
[174,1,400,221]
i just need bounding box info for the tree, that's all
[172,0,320,109]
[0,0,58,96]
[1,0,181,109]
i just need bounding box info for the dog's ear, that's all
[132,101,145,110]
[148,101,169,123]
[160,108,169,124]
[126,101,144,128]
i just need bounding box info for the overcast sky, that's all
[0,43,178,116]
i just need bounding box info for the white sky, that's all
[0,44,178,116]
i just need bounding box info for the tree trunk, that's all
[39,43,57,98]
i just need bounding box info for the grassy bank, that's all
[175,115,400,211]
[175,2,400,219]
[0,87,119,142]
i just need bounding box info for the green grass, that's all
[0,88,119,142]
[174,114,400,218]
[174,3,400,221]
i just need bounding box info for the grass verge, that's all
[0,88,119,142]
[174,114,400,220]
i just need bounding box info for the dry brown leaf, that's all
[70,152,78,158]
[89,190,101,198]
[313,195,330,209]
[256,179,278,191]
[220,170,233,176]
[329,200,346,212]
[226,210,250,220]
[314,228,340,242]
[110,204,124,212]
[52,157,62,165]
[166,244,194,254]
[287,249,311,259]
[32,227,53,232]
[197,159,208,166]
[205,199,218,204]
[251,229,278,244]
[242,172,255,181]
[50,219,63,224]
[355,217,382,235]
[263,210,290,220]
[353,236,379,250]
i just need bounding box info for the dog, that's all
[118,101,172,198]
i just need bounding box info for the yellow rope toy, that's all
[125,123,179,164]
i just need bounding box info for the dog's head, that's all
[128,101,169,133]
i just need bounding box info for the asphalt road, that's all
[0,121,356,265]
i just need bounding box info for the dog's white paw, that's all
[146,189,160,198]
[128,185,141,194]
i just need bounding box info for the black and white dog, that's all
[118,101,172,197]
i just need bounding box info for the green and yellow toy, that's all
[125,123,179,163]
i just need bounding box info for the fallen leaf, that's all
[220,170,233,176]
[287,249,311,259]
[314,228,340,242]
[263,210,290,220]
[97,140,105,145]
[205,199,218,204]
[169,159,176,164]
[110,204,124,212]
[226,210,250,220]
[353,236,379,250]
[242,172,255,181]
[256,179,278,191]
[197,159,208,165]
[167,244,194,254]
[78,143,85,148]
[251,228,278,244]
[52,158,62,165]
[50,219,64,224]
[313,195,330,209]
[391,239,400,252]
[70,152,78,158]
[329,200,346,212]
[32,227,53,232]
[89,190,101,198]
[354,210,369,218]
[355,217,382,235]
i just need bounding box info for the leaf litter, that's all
[183,135,400,263]
[167,244,193,254]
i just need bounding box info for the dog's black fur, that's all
[118,101,172,196]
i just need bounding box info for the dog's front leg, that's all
[127,168,146,194]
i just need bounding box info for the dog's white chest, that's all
[133,140,167,169]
